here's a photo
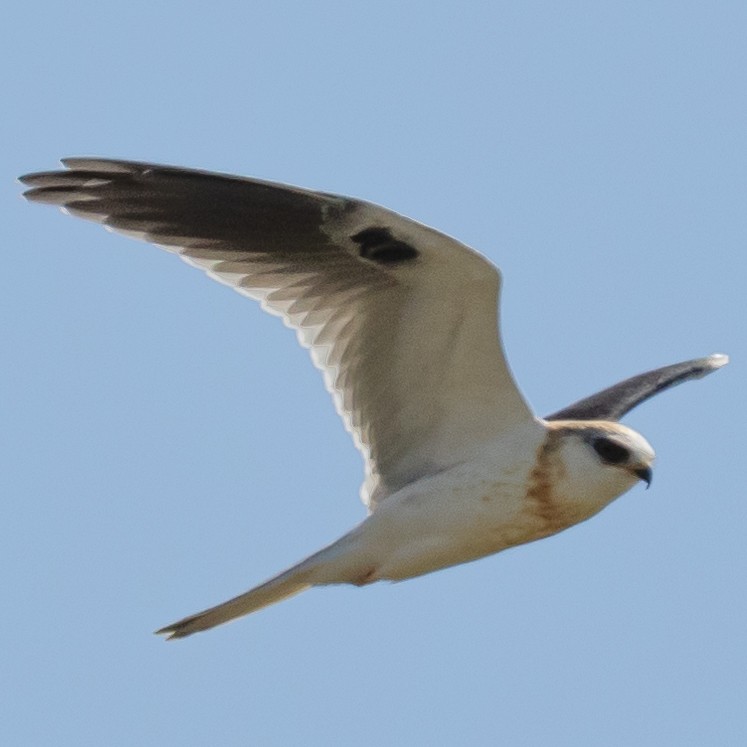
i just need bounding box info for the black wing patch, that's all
[352,227,419,264]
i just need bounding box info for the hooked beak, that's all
[634,465,653,489]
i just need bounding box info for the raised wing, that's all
[21,158,533,508]
[545,354,728,422]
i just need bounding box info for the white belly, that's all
[307,419,632,588]
[349,449,547,582]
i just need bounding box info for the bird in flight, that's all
[20,159,727,639]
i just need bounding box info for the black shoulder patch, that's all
[351,227,419,264]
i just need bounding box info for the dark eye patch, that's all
[592,437,630,464]
[351,227,419,264]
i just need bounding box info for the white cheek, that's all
[557,445,640,508]
[610,468,639,493]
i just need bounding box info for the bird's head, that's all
[536,420,656,522]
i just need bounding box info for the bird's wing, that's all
[21,159,533,508]
[545,354,728,422]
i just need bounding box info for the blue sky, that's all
[3,2,745,745]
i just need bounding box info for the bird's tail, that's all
[155,527,372,639]
[155,563,315,640]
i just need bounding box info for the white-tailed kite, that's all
[20,159,728,639]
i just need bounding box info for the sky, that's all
[3,2,745,745]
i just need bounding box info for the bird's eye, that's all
[592,437,630,464]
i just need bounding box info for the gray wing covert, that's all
[545,354,728,422]
[21,159,533,508]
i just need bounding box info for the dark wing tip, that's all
[20,157,127,182]
[20,158,129,205]
[546,353,729,422]
[60,156,136,171]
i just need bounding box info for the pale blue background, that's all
[3,2,744,745]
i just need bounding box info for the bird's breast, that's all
[367,468,545,580]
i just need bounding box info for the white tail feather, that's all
[155,566,313,639]
[156,526,372,639]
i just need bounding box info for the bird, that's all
[20,158,728,639]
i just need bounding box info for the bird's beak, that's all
[633,465,653,489]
